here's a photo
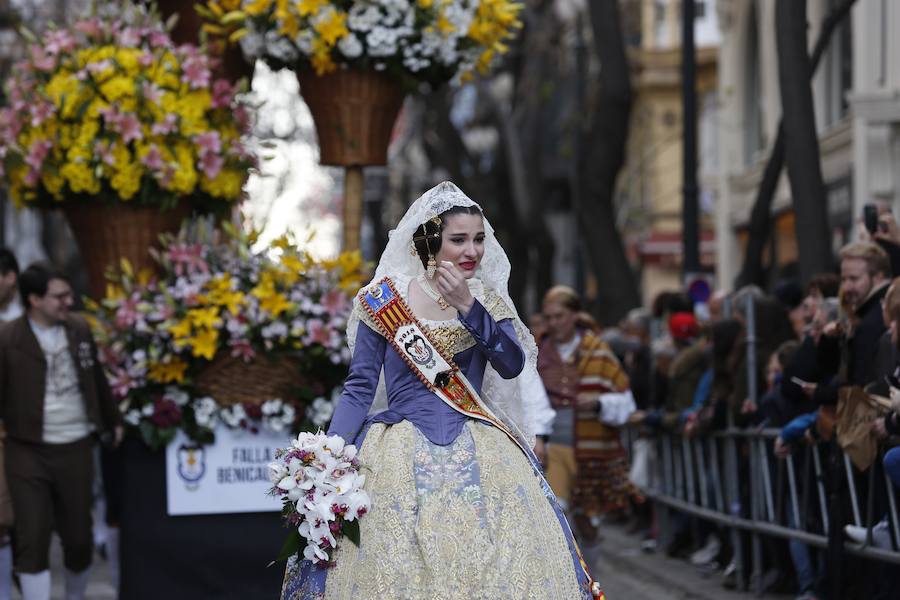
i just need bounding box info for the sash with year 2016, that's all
[360,276,604,600]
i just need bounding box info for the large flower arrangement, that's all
[199,0,523,86]
[86,220,364,449]
[0,3,253,209]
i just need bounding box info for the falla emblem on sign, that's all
[177,443,207,491]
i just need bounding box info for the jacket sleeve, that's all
[327,321,387,443]
[0,329,6,424]
[780,412,818,443]
[90,332,120,431]
[458,299,525,379]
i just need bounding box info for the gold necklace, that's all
[417,274,450,310]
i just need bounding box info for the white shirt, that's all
[0,297,23,322]
[28,319,93,444]
[555,333,582,363]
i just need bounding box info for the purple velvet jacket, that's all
[326,299,525,446]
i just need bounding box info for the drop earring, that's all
[426,254,437,278]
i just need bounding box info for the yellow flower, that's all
[99,76,136,104]
[310,39,336,75]
[314,8,349,46]
[243,0,274,16]
[187,306,222,330]
[259,292,292,317]
[297,0,327,17]
[147,358,189,384]
[169,318,193,340]
[186,328,219,360]
[436,12,456,36]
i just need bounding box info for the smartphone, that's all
[790,376,811,387]
[864,203,879,234]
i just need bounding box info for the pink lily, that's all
[211,79,235,109]
[194,131,222,154]
[141,81,162,104]
[114,294,141,329]
[116,27,141,47]
[142,144,165,171]
[117,113,143,143]
[151,114,178,136]
[29,102,54,127]
[30,45,56,72]
[229,339,256,363]
[74,18,104,38]
[94,140,116,166]
[322,288,347,317]
[199,152,224,180]
[181,54,211,89]
[43,30,77,55]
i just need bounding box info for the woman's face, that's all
[543,301,579,343]
[434,213,485,280]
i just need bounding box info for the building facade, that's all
[715,0,900,288]
[617,0,721,306]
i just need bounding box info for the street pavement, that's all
[586,523,792,600]
[25,522,794,599]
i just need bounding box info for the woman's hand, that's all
[434,261,475,314]
[871,417,888,439]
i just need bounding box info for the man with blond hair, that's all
[837,241,891,386]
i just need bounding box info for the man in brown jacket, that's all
[0,263,119,600]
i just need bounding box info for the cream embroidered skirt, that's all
[281,420,594,600]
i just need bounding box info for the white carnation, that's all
[337,34,364,59]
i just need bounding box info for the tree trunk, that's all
[736,0,857,288]
[577,0,640,325]
[773,0,837,282]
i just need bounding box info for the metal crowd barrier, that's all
[624,426,900,594]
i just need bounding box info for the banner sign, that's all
[166,426,289,516]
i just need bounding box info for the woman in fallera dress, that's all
[281,181,604,600]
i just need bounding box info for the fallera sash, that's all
[359,277,605,600]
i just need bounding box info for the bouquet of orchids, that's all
[269,431,371,566]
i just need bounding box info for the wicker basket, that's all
[194,353,302,407]
[64,203,191,299]
[296,69,405,166]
